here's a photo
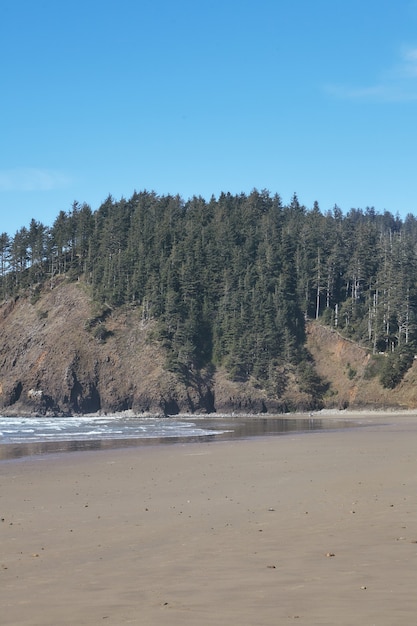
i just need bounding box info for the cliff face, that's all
[0,280,305,416]
[306,322,417,410]
[1,279,416,416]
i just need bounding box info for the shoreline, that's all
[1,405,416,419]
[0,410,406,462]
[2,415,417,624]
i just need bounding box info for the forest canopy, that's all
[1,190,416,392]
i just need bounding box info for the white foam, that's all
[0,416,228,444]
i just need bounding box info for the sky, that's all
[1,0,417,236]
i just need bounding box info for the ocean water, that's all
[0,414,356,460]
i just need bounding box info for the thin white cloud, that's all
[399,45,417,77]
[325,45,417,102]
[0,168,71,192]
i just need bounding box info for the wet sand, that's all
[2,413,417,625]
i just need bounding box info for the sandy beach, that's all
[2,413,417,625]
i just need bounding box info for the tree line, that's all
[1,189,417,391]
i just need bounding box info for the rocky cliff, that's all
[1,278,416,416]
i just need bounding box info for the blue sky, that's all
[1,0,417,236]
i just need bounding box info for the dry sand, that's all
[1,413,417,625]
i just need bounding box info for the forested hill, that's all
[1,189,417,415]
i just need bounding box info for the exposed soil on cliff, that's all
[306,322,417,410]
